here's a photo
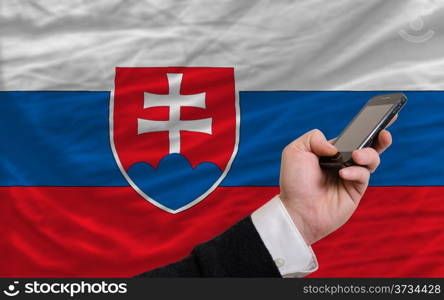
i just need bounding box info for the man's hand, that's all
[280,124,395,245]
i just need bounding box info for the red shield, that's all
[110,67,238,213]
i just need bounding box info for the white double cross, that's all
[137,73,212,154]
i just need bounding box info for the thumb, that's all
[293,129,338,156]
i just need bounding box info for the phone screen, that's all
[334,104,393,152]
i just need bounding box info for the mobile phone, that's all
[319,93,407,168]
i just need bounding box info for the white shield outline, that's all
[109,69,240,214]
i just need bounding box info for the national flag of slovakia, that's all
[1,1,444,277]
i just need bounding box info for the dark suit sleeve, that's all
[136,216,281,277]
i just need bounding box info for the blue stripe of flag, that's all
[0,91,442,186]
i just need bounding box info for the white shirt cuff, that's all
[251,195,318,278]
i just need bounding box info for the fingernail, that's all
[326,142,337,151]
[340,168,350,176]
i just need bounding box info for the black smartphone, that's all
[319,93,407,168]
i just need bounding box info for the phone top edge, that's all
[367,93,407,105]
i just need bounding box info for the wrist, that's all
[279,194,317,246]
